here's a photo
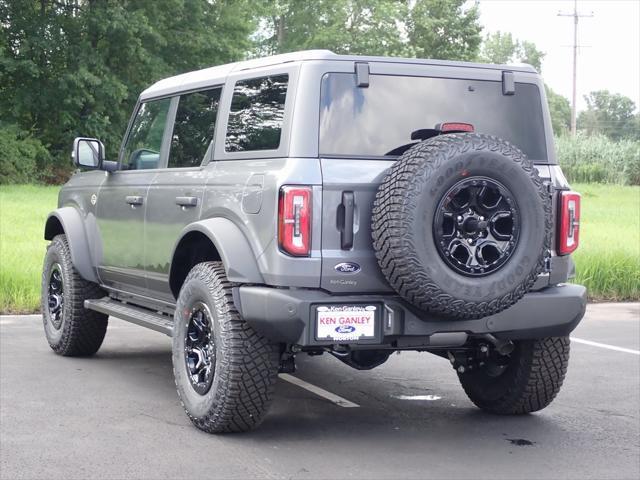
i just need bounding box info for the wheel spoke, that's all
[466,244,478,267]
[490,211,515,241]
[478,185,503,210]
[441,212,456,238]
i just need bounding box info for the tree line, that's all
[1,0,637,184]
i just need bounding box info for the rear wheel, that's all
[172,261,280,433]
[458,336,570,414]
[41,234,108,356]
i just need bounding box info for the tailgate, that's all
[319,158,395,293]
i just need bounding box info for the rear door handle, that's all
[175,196,198,207]
[340,192,355,250]
[125,195,144,206]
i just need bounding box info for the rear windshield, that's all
[319,74,547,161]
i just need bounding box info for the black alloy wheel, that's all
[433,176,520,276]
[184,302,216,395]
[47,263,65,329]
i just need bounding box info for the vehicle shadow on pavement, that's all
[76,342,564,446]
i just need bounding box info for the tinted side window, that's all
[122,98,171,170]
[169,88,222,168]
[225,74,288,152]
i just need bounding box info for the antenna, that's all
[558,0,594,136]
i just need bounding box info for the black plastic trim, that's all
[237,283,587,346]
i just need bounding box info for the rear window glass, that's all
[319,74,547,160]
[225,74,288,152]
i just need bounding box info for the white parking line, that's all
[393,394,442,401]
[279,373,360,408]
[0,315,41,323]
[571,337,640,355]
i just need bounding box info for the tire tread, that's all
[459,337,570,414]
[173,262,280,433]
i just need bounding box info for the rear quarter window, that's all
[225,74,289,152]
[319,74,547,161]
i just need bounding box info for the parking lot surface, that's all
[1,303,639,480]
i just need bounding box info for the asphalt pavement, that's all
[1,303,639,480]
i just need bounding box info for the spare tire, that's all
[371,133,551,319]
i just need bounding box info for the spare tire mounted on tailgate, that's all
[371,133,552,319]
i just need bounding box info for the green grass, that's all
[0,185,59,313]
[0,183,638,313]
[571,183,640,301]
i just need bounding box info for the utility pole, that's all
[558,0,593,136]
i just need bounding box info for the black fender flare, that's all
[170,218,264,285]
[44,207,99,283]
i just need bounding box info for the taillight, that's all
[558,191,581,255]
[278,186,312,257]
[440,122,474,133]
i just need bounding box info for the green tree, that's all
[519,40,545,72]
[255,0,482,60]
[406,0,482,61]
[1,0,254,180]
[254,0,408,56]
[479,31,545,71]
[479,31,518,64]
[578,90,638,140]
[545,85,571,136]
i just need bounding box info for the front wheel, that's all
[172,262,280,433]
[458,337,570,414]
[41,234,108,356]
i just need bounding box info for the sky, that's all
[478,0,640,112]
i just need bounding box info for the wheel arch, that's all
[44,207,99,283]
[168,218,264,298]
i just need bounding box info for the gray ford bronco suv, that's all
[42,50,586,433]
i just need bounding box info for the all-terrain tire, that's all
[458,337,570,414]
[371,133,552,319]
[41,234,108,356]
[172,261,280,433]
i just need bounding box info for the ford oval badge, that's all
[334,262,361,274]
[335,325,356,334]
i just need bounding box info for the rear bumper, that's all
[235,284,587,348]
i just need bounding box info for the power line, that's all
[558,0,594,137]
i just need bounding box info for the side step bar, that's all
[85,297,173,336]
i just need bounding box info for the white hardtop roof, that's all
[140,49,537,100]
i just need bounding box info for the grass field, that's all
[0,183,638,313]
[0,185,59,313]
[571,183,640,301]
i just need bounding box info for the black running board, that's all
[85,297,173,336]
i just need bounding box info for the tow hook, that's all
[279,345,299,374]
[448,349,486,374]
[279,355,296,374]
[482,334,515,356]
[448,337,514,374]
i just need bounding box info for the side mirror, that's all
[73,137,104,170]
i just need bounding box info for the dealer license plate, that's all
[315,305,378,341]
